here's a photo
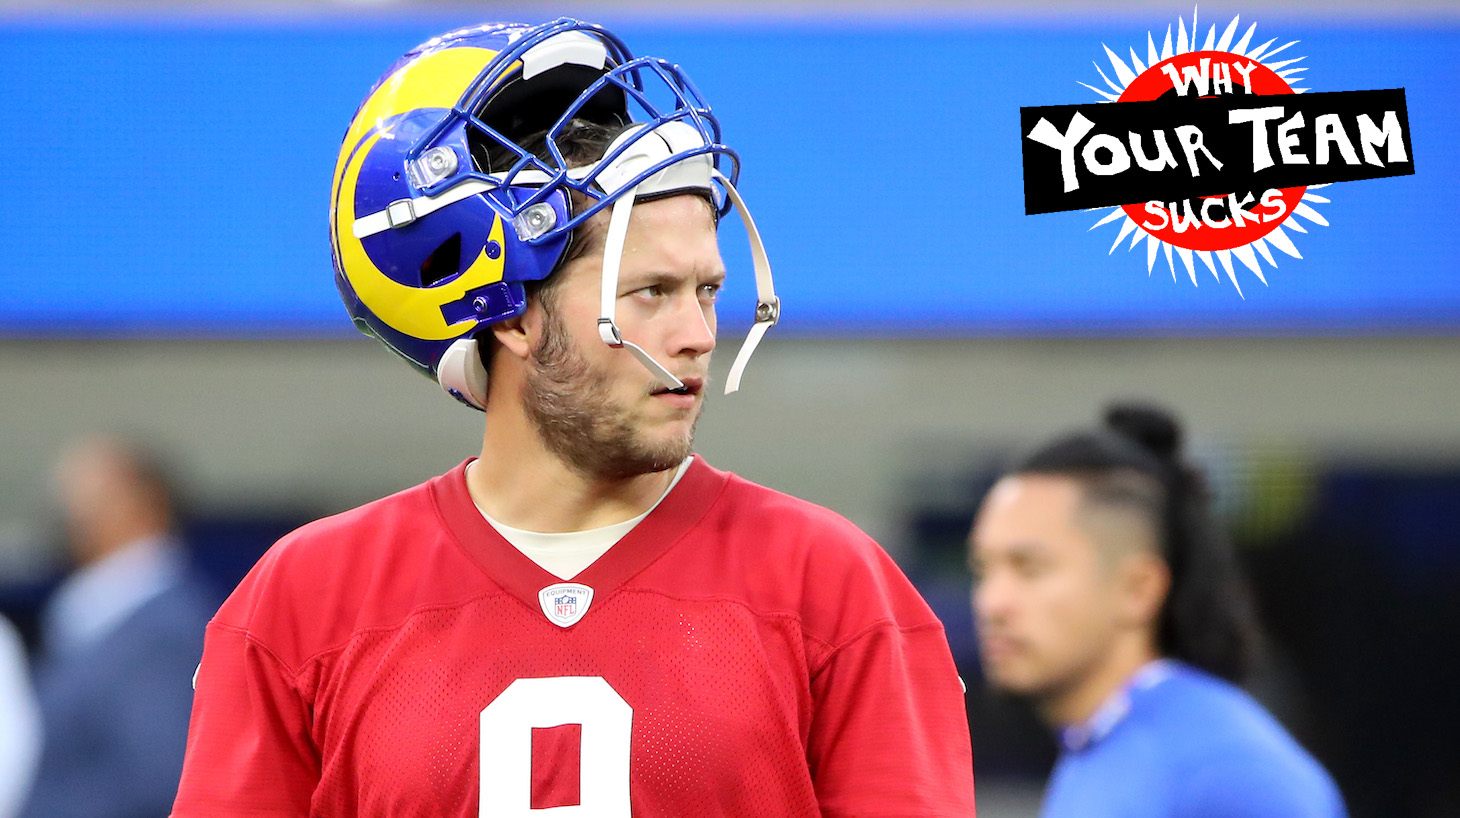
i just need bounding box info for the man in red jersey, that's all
[172,18,974,817]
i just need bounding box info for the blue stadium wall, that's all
[1,13,1456,336]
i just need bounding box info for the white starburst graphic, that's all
[1083,8,1331,296]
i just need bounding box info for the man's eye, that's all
[635,284,664,298]
[1011,558,1044,579]
[699,284,722,301]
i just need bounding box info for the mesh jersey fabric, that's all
[171,456,976,817]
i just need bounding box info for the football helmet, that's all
[330,18,777,409]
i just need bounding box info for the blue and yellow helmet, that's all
[331,18,778,410]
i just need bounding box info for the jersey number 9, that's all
[479,676,633,816]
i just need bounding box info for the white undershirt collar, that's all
[470,457,693,580]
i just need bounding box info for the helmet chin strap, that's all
[714,168,778,395]
[596,183,685,392]
[595,172,778,396]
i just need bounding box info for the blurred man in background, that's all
[20,436,216,818]
[969,403,1345,818]
[0,612,40,818]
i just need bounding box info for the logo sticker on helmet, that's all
[335,130,509,341]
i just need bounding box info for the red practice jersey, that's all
[172,457,975,816]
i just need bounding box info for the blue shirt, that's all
[1042,661,1347,818]
[0,614,40,818]
[21,538,218,818]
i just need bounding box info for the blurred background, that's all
[1,1,1457,816]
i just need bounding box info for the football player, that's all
[969,403,1345,818]
[171,19,975,817]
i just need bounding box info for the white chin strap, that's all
[595,182,684,390]
[594,124,778,396]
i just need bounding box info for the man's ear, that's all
[1118,551,1171,629]
[491,309,535,362]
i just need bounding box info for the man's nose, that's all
[973,568,1015,623]
[669,291,716,357]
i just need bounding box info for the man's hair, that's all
[1012,402,1262,684]
[473,117,715,374]
[474,118,628,373]
[487,117,632,307]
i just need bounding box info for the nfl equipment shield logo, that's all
[538,583,594,628]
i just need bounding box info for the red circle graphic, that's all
[1116,51,1305,253]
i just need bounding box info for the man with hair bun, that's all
[969,402,1345,818]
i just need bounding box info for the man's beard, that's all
[521,310,700,480]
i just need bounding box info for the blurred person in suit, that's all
[0,612,41,817]
[19,436,216,818]
[969,403,1346,818]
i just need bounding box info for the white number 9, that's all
[479,676,633,816]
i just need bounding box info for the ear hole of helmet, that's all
[420,233,462,287]
[470,63,627,174]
